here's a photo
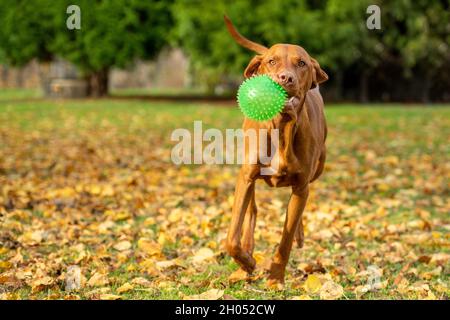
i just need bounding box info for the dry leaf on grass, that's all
[156,259,183,271]
[319,281,344,300]
[137,238,162,257]
[116,282,134,293]
[429,253,449,265]
[100,294,122,300]
[131,277,152,287]
[291,295,312,300]
[113,241,132,251]
[183,289,224,300]
[304,274,322,294]
[192,248,215,264]
[31,276,54,293]
[228,268,248,283]
[87,272,109,287]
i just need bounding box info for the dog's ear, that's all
[310,58,328,89]
[244,56,262,78]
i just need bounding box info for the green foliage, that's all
[384,0,449,74]
[171,0,264,87]
[0,0,55,65]
[0,0,173,74]
[173,0,449,88]
[51,0,173,75]
[171,0,373,76]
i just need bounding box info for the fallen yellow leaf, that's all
[131,277,152,287]
[113,240,132,251]
[304,274,322,294]
[100,294,122,300]
[319,280,344,300]
[31,276,54,293]
[137,238,162,257]
[87,272,109,287]
[116,282,134,293]
[192,248,214,264]
[228,268,248,283]
[183,289,224,300]
[291,295,312,300]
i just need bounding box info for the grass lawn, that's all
[0,88,42,101]
[110,87,209,97]
[0,97,449,300]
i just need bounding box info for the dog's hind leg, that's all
[241,186,257,257]
[310,148,326,182]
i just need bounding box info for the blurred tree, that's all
[172,0,373,95]
[172,0,263,92]
[383,0,449,102]
[0,0,173,96]
[1,0,448,101]
[51,0,173,96]
[173,0,449,102]
[0,0,54,65]
[319,0,385,102]
[0,0,55,93]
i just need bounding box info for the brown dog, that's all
[224,16,329,285]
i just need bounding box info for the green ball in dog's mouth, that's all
[237,75,288,121]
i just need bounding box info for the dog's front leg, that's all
[226,167,257,273]
[280,97,302,173]
[268,185,309,285]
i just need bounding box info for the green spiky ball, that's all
[237,75,287,121]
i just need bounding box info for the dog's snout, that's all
[278,72,294,85]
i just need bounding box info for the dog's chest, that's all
[263,171,298,187]
[259,144,301,187]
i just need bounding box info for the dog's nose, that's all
[278,72,294,85]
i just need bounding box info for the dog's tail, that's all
[224,15,267,55]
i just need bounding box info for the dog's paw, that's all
[266,262,285,289]
[241,261,256,274]
[237,255,256,274]
[266,276,285,290]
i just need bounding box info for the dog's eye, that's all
[297,61,306,67]
[268,59,276,66]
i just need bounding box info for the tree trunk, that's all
[1,65,8,85]
[87,68,109,97]
[360,70,369,103]
[334,71,343,101]
[38,61,51,96]
[421,71,432,104]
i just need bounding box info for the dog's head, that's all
[225,16,328,98]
